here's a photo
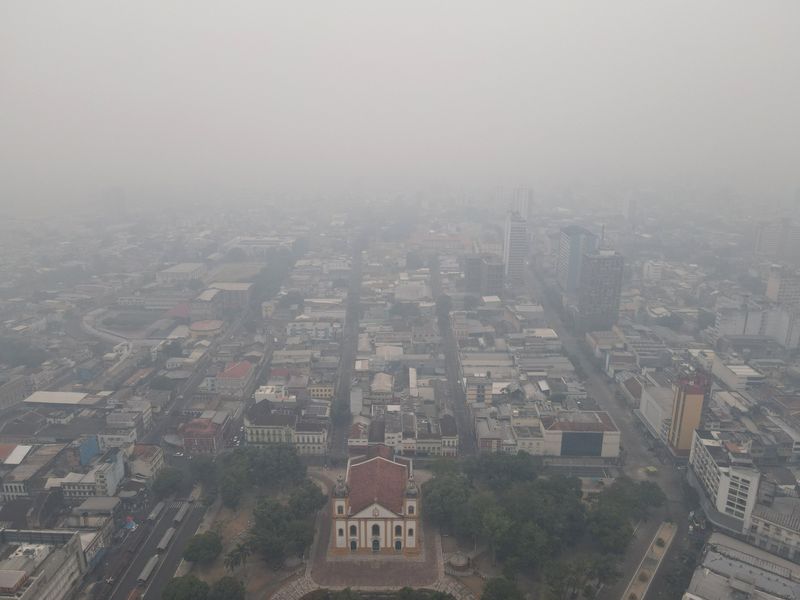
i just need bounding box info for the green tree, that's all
[184,531,223,564]
[220,473,244,509]
[153,467,184,498]
[288,480,327,518]
[546,556,621,600]
[500,521,549,576]
[587,504,633,553]
[462,452,540,491]
[481,504,512,565]
[189,455,216,484]
[161,575,209,600]
[224,542,252,574]
[421,475,471,532]
[0,337,49,368]
[284,518,315,556]
[481,577,523,600]
[208,576,245,600]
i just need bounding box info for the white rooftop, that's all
[24,391,92,405]
[4,445,32,465]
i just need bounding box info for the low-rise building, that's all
[683,532,800,600]
[214,361,256,398]
[97,428,137,451]
[1,444,66,502]
[244,402,328,455]
[190,288,222,321]
[254,385,296,406]
[711,361,766,391]
[0,529,88,600]
[180,416,224,455]
[308,383,335,400]
[294,420,328,455]
[539,411,621,458]
[52,448,126,505]
[748,496,800,562]
[210,282,253,310]
[130,444,165,481]
[156,262,206,285]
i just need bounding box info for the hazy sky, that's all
[1,1,799,212]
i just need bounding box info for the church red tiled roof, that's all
[347,456,408,515]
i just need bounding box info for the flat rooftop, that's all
[24,391,96,406]
[5,444,66,483]
[160,262,204,274]
[211,282,252,291]
[542,411,618,433]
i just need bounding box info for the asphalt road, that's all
[107,501,205,600]
[143,505,205,600]
[526,270,689,600]
[330,240,363,458]
[438,308,477,457]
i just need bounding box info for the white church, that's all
[330,445,420,555]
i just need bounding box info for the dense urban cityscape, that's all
[0,194,798,600]
[3,2,800,600]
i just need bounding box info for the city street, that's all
[329,238,364,459]
[438,307,477,457]
[527,270,690,600]
[106,501,205,600]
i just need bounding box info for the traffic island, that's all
[621,521,676,600]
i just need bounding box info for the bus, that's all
[173,503,189,525]
[136,555,159,586]
[147,501,165,522]
[156,527,176,553]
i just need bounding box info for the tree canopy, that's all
[214,445,307,508]
[208,576,245,600]
[183,531,223,564]
[423,456,665,585]
[0,337,49,368]
[246,479,327,569]
[153,467,185,499]
[481,577,524,600]
[161,575,209,600]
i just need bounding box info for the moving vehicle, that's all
[173,502,189,525]
[147,501,165,522]
[156,527,176,553]
[136,555,159,586]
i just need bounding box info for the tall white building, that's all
[642,260,664,282]
[509,187,534,221]
[689,429,761,529]
[766,265,800,308]
[712,298,800,349]
[556,225,597,293]
[503,211,528,285]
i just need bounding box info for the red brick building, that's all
[180,418,223,455]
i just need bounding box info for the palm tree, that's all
[224,542,252,576]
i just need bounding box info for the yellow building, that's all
[668,378,706,454]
